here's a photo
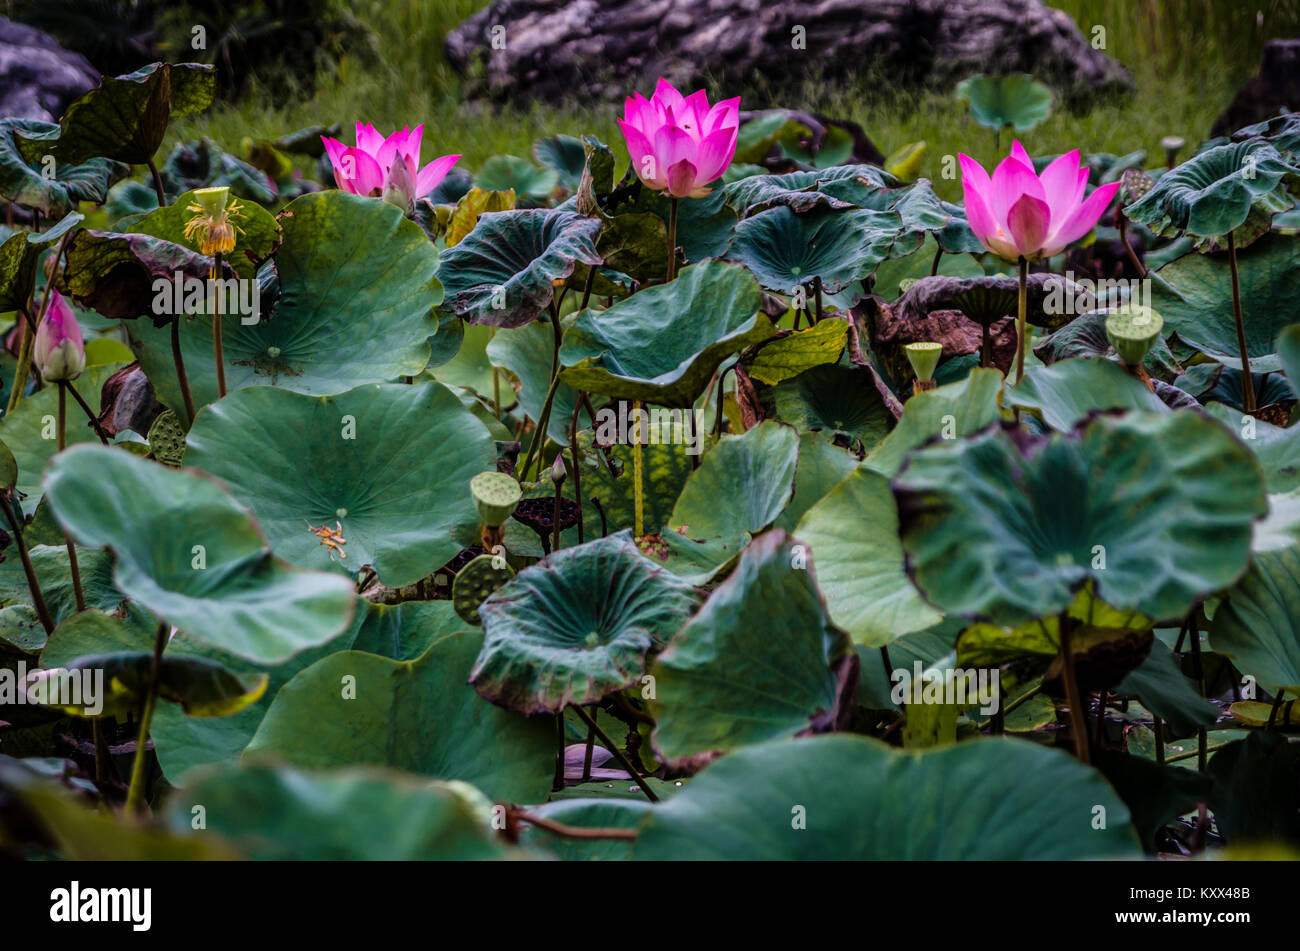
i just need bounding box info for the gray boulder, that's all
[0,16,98,122]
[1212,39,1300,137]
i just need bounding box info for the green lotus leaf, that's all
[0,120,125,219]
[159,138,276,206]
[726,206,901,295]
[956,74,1053,132]
[634,734,1138,860]
[246,631,555,802]
[891,272,1078,330]
[864,366,1003,478]
[1125,140,1300,244]
[185,382,493,587]
[42,444,357,663]
[471,532,701,713]
[588,211,668,284]
[1206,733,1300,847]
[23,62,215,166]
[486,319,589,444]
[1094,750,1211,850]
[722,164,897,216]
[532,134,588,192]
[668,421,798,544]
[1008,357,1170,431]
[126,191,441,417]
[1279,323,1300,390]
[744,318,849,386]
[149,600,464,782]
[438,209,602,328]
[165,763,509,860]
[1204,403,1300,493]
[1115,642,1219,735]
[873,234,985,300]
[560,260,774,407]
[606,180,737,263]
[61,228,227,321]
[1235,113,1300,159]
[0,211,80,312]
[1210,546,1300,695]
[935,199,984,254]
[1151,232,1300,373]
[758,364,892,448]
[895,412,1267,627]
[650,532,848,759]
[773,431,858,532]
[475,154,559,201]
[0,604,44,655]
[0,546,121,624]
[521,798,651,861]
[0,361,129,516]
[127,187,280,279]
[1175,364,1291,412]
[796,466,942,646]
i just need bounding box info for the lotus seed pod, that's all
[470,470,521,527]
[452,553,515,625]
[191,185,232,217]
[1105,305,1164,367]
[1160,135,1185,168]
[904,341,943,382]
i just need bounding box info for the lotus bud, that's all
[471,470,521,528]
[34,290,85,383]
[550,453,568,487]
[1105,305,1163,368]
[905,341,943,393]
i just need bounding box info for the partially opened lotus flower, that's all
[321,123,460,210]
[959,142,1121,261]
[34,290,85,383]
[618,79,740,199]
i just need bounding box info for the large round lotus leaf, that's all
[60,229,217,321]
[532,134,587,192]
[758,364,892,448]
[127,190,442,414]
[1151,232,1300,373]
[0,121,124,219]
[475,154,559,201]
[744,318,849,386]
[1206,732,1300,847]
[245,631,554,802]
[1204,402,1300,493]
[1210,547,1300,695]
[650,532,848,759]
[127,187,280,279]
[42,444,357,664]
[726,206,901,295]
[774,431,857,532]
[165,763,508,860]
[956,74,1051,131]
[22,62,215,165]
[669,421,798,543]
[722,164,896,216]
[471,532,701,713]
[437,209,601,328]
[1115,642,1219,735]
[150,600,465,782]
[608,183,737,263]
[560,261,774,408]
[873,234,984,300]
[0,546,121,625]
[1008,357,1169,431]
[185,382,493,587]
[894,412,1268,627]
[1125,140,1300,243]
[0,361,130,516]
[864,367,1003,478]
[521,798,652,861]
[796,466,942,646]
[634,734,1138,860]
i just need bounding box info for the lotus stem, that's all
[61,379,110,445]
[570,395,586,544]
[713,365,731,441]
[1226,231,1255,413]
[582,718,596,783]
[1187,609,1208,771]
[510,808,636,841]
[520,372,561,481]
[1014,256,1029,383]
[146,158,167,208]
[552,713,566,792]
[981,322,993,368]
[666,197,678,282]
[6,317,34,415]
[1153,714,1165,764]
[211,258,227,399]
[56,384,86,613]
[579,264,597,312]
[569,703,658,802]
[813,276,823,323]
[1116,209,1147,278]
[1057,613,1091,765]
[930,246,943,277]
[632,400,645,538]
[125,621,169,815]
[171,317,198,424]
[1,491,54,634]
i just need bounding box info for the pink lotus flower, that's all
[618,79,740,199]
[34,290,84,383]
[321,123,460,209]
[959,142,1121,261]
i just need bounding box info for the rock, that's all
[446,0,1131,105]
[0,17,97,123]
[1212,39,1300,137]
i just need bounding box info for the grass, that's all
[170,0,1300,202]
